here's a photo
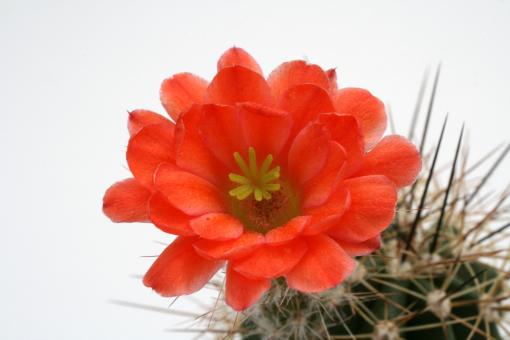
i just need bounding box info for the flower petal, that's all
[238,102,292,159]
[303,187,351,236]
[267,60,330,102]
[233,239,307,279]
[154,164,225,216]
[332,88,387,149]
[277,84,335,138]
[148,192,194,236]
[287,122,330,185]
[207,66,272,106]
[327,175,397,242]
[318,113,364,176]
[190,213,244,241]
[265,216,310,245]
[160,73,208,121]
[355,135,421,188]
[128,110,172,136]
[225,264,270,311]
[286,235,356,293]
[199,104,247,169]
[103,178,150,222]
[174,105,227,186]
[143,237,223,296]
[217,47,263,75]
[333,235,381,256]
[193,232,265,260]
[302,141,347,209]
[126,123,175,188]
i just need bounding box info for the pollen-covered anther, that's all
[229,147,281,201]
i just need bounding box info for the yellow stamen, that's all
[229,147,281,201]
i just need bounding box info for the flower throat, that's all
[228,147,299,234]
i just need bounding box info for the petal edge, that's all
[143,237,223,296]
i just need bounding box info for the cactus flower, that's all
[103,47,421,311]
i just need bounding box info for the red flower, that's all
[103,48,421,311]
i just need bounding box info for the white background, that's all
[1,0,510,339]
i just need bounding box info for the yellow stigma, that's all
[228,147,281,201]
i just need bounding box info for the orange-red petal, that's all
[238,102,292,159]
[143,237,223,296]
[233,239,307,279]
[190,213,244,241]
[267,60,330,102]
[217,47,263,75]
[302,142,347,209]
[160,73,208,121]
[207,66,272,106]
[126,123,175,188]
[148,192,194,236]
[355,135,421,188]
[333,235,381,256]
[199,104,247,169]
[154,164,225,216]
[277,84,335,138]
[225,264,270,311]
[103,178,150,223]
[332,88,387,149]
[128,109,172,136]
[265,216,310,245]
[303,187,351,236]
[318,113,364,176]
[287,122,330,185]
[286,235,356,293]
[174,105,227,186]
[328,175,397,242]
[193,232,265,260]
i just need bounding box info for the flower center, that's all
[228,147,299,234]
[228,147,281,201]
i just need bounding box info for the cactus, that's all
[112,67,510,340]
[238,257,505,340]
